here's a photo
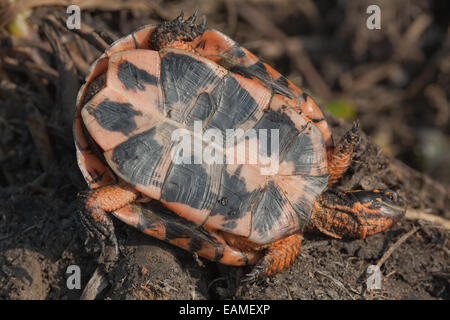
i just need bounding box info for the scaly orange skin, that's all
[248,234,302,278]
[86,184,138,216]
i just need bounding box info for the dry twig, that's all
[376,227,420,268]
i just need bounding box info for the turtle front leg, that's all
[242,233,302,283]
[327,121,360,186]
[306,190,405,239]
[81,184,138,265]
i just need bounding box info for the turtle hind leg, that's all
[81,184,138,268]
[242,233,302,283]
[327,121,360,186]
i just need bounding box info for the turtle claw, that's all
[177,10,184,21]
[109,231,119,258]
[198,15,207,33]
[241,234,301,284]
[187,9,198,25]
[241,263,267,284]
[346,120,360,144]
[79,210,119,267]
[101,234,119,271]
[202,15,207,27]
[241,273,257,284]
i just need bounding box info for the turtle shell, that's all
[74,24,331,245]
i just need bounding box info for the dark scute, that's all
[272,76,294,98]
[228,60,293,98]
[230,45,246,58]
[210,166,260,223]
[292,196,312,227]
[275,76,289,88]
[252,181,284,234]
[228,65,254,79]
[222,220,237,230]
[247,61,269,79]
[143,199,196,226]
[135,212,155,232]
[185,92,216,128]
[161,160,219,211]
[82,73,106,106]
[117,61,158,91]
[253,109,299,157]
[138,201,220,251]
[299,93,309,104]
[281,129,317,174]
[188,237,203,253]
[294,174,329,229]
[93,99,142,135]
[207,75,259,132]
[163,218,199,241]
[111,127,164,186]
[228,61,269,82]
[292,197,315,230]
[161,53,221,122]
[264,108,296,126]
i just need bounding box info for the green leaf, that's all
[6,12,30,38]
[324,99,356,121]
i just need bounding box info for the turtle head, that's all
[349,189,406,219]
[308,189,406,239]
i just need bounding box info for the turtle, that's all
[74,12,405,282]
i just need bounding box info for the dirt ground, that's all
[0,0,449,300]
